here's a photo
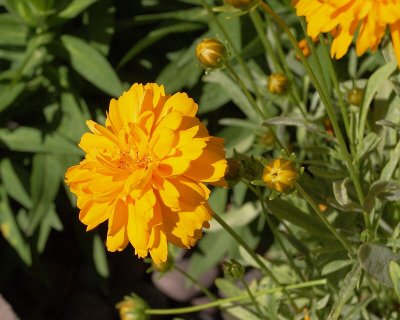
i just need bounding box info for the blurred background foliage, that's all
[1,0,400,319]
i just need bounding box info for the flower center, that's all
[114,147,156,172]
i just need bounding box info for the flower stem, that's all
[240,278,264,318]
[259,1,366,212]
[295,182,353,255]
[316,33,354,153]
[224,62,266,119]
[144,279,327,315]
[247,182,306,282]
[212,212,280,284]
[200,0,262,98]
[174,265,217,301]
[250,10,308,118]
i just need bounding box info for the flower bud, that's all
[225,158,240,187]
[323,119,334,136]
[116,294,149,320]
[260,130,275,147]
[296,38,311,59]
[223,259,245,280]
[267,73,288,95]
[224,0,260,10]
[236,154,264,181]
[347,87,363,107]
[196,38,227,70]
[262,158,298,193]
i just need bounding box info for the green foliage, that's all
[2,0,400,319]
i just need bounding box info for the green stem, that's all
[144,279,327,315]
[224,62,266,119]
[260,1,366,211]
[240,279,264,318]
[250,10,308,119]
[247,183,306,282]
[200,0,262,98]
[317,33,353,153]
[174,265,217,301]
[212,213,280,284]
[249,10,283,73]
[295,183,353,255]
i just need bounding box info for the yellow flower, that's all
[262,158,298,193]
[295,0,400,67]
[65,83,227,265]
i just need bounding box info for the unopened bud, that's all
[262,158,298,193]
[223,259,245,280]
[347,87,363,107]
[224,0,260,10]
[116,294,149,320]
[267,73,288,95]
[196,38,227,70]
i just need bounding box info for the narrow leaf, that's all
[358,243,400,287]
[61,35,123,97]
[327,263,362,320]
[0,158,32,209]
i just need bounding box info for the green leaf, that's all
[364,180,400,214]
[61,35,123,97]
[390,261,400,301]
[118,22,202,69]
[356,132,382,161]
[321,260,354,276]
[198,82,230,114]
[327,262,362,320]
[0,187,31,265]
[358,243,400,287]
[156,47,203,93]
[204,70,257,120]
[0,83,25,113]
[93,233,109,278]
[215,279,259,320]
[58,0,98,19]
[86,0,115,55]
[267,199,332,239]
[0,158,32,209]
[208,202,260,232]
[27,154,61,235]
[0,127,82,155]
[308,165,347,180]
[381,139,400,181]
[264,116,328,137]
[37,204,63,253]
[358,61,397,141]
[0,13,27,46]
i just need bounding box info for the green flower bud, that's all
[347,87,363,107]
[223,259,245,280]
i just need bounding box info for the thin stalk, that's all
[240,279,264,318]
[174,265,217,301]
[145,279,327,315]
[200,0,262,98]
[250,10,308,118]
[317,33,353,153]
[247,183,306,282]
[260,1,366,210]
[224,62,266,119]
[295,183,353,255]
[212,212,280,284]
[249,10,283,72]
